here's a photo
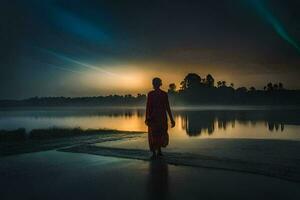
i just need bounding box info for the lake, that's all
[0,106,299,140]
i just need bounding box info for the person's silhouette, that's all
[145,77,175,159]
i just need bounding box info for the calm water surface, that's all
[0,106,299,140]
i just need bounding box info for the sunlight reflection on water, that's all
[0,107,299,140]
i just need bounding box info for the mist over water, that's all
[0,106,299,140]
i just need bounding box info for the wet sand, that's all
[87,136,300,182]
[1,150,300,200]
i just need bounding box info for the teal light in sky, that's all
[52,7,112,45]
[248,0,300,53]
[41,48,119,77]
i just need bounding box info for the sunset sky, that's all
[1,0,299,99]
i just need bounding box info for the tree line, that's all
[167,73,300,105]
[0,72,299,107]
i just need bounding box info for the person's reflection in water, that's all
[147,159,169,200]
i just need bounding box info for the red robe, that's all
[146,89,170,150]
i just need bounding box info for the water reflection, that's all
[0,108,299,138]
[181,111,215,136]
[147,159,169,200]
[267,122,284,132]
[178,110,292,136]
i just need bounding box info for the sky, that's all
[0,0,299,99]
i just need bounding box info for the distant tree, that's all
[180,73,201,90]
[273,84,278,90]
[267,82,273,91]
[236,87,248,93]
[125,94,132,98]
[168,83,177,93]
[249,86,256,92]
[230,83,234,88]
[263,86,267,91]
[137,93,146,101]
[206,74,215,87]
[221,81,227,87]
[137,93,146,98]
[278,82,283,90]
[217,81,222,88]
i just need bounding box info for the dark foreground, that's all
[1,129,300,200]
[0,150,300,200]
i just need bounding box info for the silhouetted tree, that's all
[221,81,227,87]
[278,82,283,90]
[249,86,256,92]
[180,73,201,90]
[236,87,248,93]
[267,82,273,91]
[217,81,222,88]
[206,74,215,87]
[168,83,177,93]
[230,83,234,88]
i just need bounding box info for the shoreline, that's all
[60,139,300,183]
[1,132,299,183]
[0,129,144,157]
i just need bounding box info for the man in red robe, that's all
[145,77,175,159]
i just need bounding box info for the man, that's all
[145,77,175,159]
